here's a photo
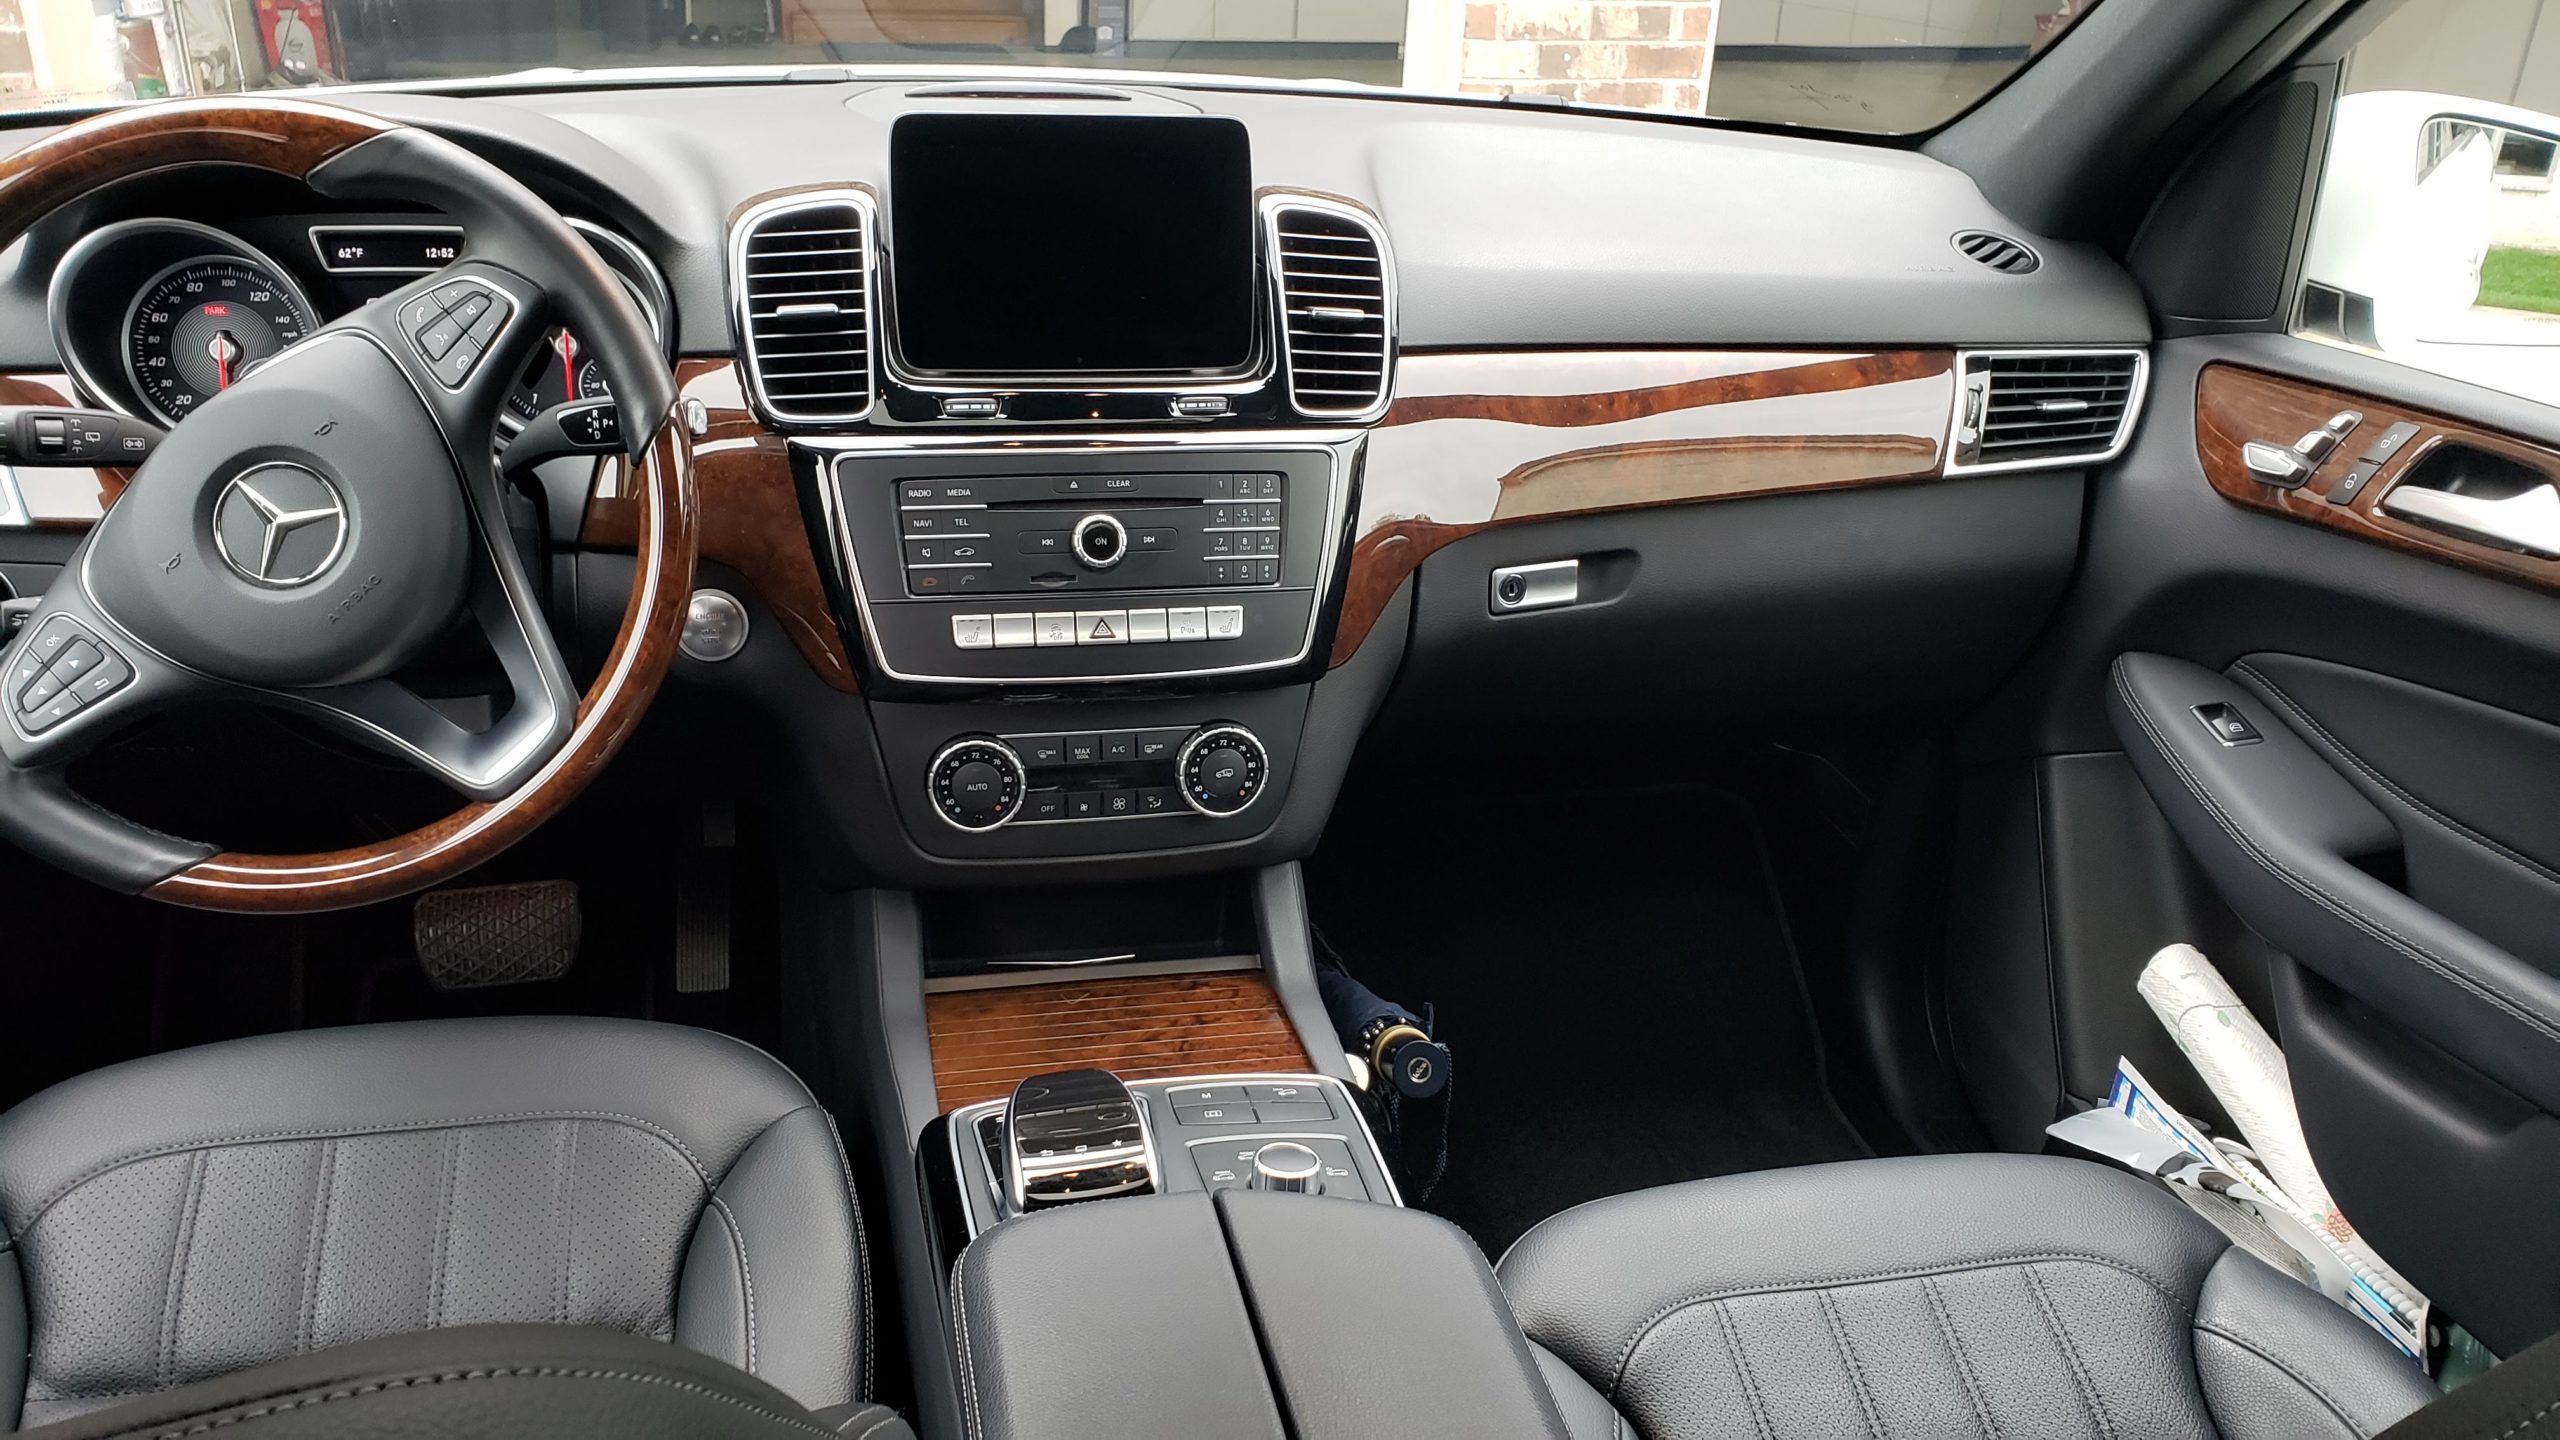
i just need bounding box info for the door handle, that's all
[2380,478,2560,558]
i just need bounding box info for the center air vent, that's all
[1950,350,2145,471]
[731,192,876,425]
[1264,198,1395,422]
[1952,229,2041,275]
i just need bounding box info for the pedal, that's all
[414,880,581,990]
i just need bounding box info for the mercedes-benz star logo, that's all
[212,464,347,588]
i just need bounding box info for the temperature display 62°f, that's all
[123,257,320,426]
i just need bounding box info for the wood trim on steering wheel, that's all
[145,417,697,910]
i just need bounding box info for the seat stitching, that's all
[16,1109,718,1233]
[814,1103,876,1402]
[425,1130,457,1331]
[952,1255,983,1440]
[709,1194,759,1376]
[1604,1252,2195,1399]
[1711,1299,1776,1440]
[137,1363,839,1439]
[1923,1275,1999,1440]
[557,1120,580,1327]
[849,1408,905,1440]
[2025,1262,2114,1440]
[296,1139,336,1355]
[2495,1399,2560,1439]
[2233,661,2560,890]
[1816,1288,1884,1440]
[2193,1323,2376,1437]
[157,1151,208,1393]
[2114,663,2560,1045]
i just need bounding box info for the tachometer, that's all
[124,257,319,425]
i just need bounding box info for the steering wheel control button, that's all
[405,280,514,391]
[928,737,1027,832]
[679,589,751,663]
[1178,723,1267,817]
[8,617,129,736]
[1071,513,1128,570]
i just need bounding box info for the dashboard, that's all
[42,205,669,437]
[0,74,2152,886]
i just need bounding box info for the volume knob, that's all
[1176,723,1267,817]
[927,737,1027,832]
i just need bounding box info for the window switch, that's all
[2194,702,2262,747]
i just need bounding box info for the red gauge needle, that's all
[556,332,578,402]
[207,330,243,390]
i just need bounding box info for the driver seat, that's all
[0,1017,873,1429]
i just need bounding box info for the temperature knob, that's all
[1177,723,1267,817]
[927,737,1026,831]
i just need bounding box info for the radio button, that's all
[1019,530,1070,555]
[992,613,1037,648]
[1126,608,1169,643]
[1167,607,1208,642]
[1207,606,1245,640]
[1076,610,1128,644]
[1034,612,1079,647]
[951,615,994,650]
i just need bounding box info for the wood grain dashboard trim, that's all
[1331,349,1958,666]
[2196,362,2560,594]
[925,970,1313,1112]
[581,359,859,692]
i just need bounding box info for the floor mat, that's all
[1304,785,1872,1257]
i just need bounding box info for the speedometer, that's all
[124,257,319,425]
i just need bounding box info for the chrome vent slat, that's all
[1267,199,1393,421]
[1950,350,2145,472]
[731,192,876,425]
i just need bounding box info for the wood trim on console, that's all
[582,359,859,692]
[1332,350,1957,666]
[926,970,1314,1111]
[2196,362,2560,594]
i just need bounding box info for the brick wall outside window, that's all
[1457,0,1720,116]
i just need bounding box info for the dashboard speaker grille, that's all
[732,193,875,424]
[1952,350,2145,471]
[1267,200,1394,420]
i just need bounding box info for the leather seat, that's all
[0,1017,872,1430]
[1499,1154,2440,1440]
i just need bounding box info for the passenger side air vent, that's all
[1949,350,2146,471]
[1264,198,1395,421]
[731,191,875,424]
[1952,229,2041,275]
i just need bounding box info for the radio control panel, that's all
[823,441,1351,687]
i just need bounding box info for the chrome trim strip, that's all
[0,465,25,529]
[726,189,880,427]
[1260,193,1397,425]
[811,429,1360,686]
[1941,346,2149,477]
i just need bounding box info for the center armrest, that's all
[949,1189,1569,1440]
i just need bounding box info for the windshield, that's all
[3,0,2095,134]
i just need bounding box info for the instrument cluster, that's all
[48,215,668,435]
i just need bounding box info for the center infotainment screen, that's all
[887,114,1256,378]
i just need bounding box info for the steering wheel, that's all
[0,100,695,912]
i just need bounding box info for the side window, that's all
[2298,0,2560,406]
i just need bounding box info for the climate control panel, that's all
[925,721,1269,831]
